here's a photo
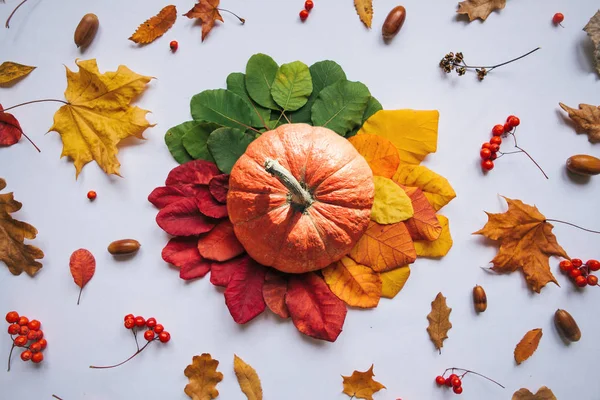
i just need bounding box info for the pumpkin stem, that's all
[265,158,313,209]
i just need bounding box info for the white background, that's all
[1,0,599,399]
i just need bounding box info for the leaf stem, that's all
[444,367,505,389]
[5,0,30,28]
[459,47,541,70]
[76,287,83,305]
[52,396,64,400]
[3,99,69,112]
[217,8,245,24]
[545,219,600,234]
[7,343,15,372]
[89,339,156,369]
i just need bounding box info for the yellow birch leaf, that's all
[354,0,373,28]
[184,353,223,400]
[348,134,400,178]
[129,5,177,44]
[358,109,438,165]
[372,176,413,224]
[0,62,36,86]
[414,215,453,257]
[380,266,410,298]
[233,355,263,400]
[322,256,382,308]
[393,164,456,211]
[342,365,386,400]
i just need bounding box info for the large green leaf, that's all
[245,54,279,110]
[226,72,271,129]
[289,60,347,123]
[311,80,371,136]
[165,123,193,164]
[207,127,255,174]
[190,89,263,132]
[180,121,219,162]
[270,61,313,112]
[347,96,383,138]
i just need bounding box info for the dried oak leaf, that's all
[427,292,452,353]
[322,256,382,308]
[457,0,506,21]
[0,104,23,147]
[129,5,177,44]
[354,0,373,28]
[184,0,224,42]
[69,248,96,305]
[49,59,154,178]
[474,197,568,293]
[233,355,263,400]
[0,178,44,276]
[559,103,600,143]
[514,328,542,365]
[342,365,386,400]
[0,61,35,86]
[184,353,223,400]
[512,386,557,400]
[584,10,600,76]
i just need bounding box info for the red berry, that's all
[492,124,504,136]
[480,148,492,160]
[490,144,500,153]
[5,311,19,324]
[38,339,47,350]
[481,142,491,150]
[587,275,598,286]
[14,336,27,347]
[169,40,178,51]
[553,13,564,25]
[87,190,97,200]
[435,376,446,385]
[19,326,29,336]
[559,260,573,272]
[451,377,462,388]
[572,258,583,267]
[27,330,38,341]
[503,122,511,133]
[481,159,494,171]
[490,136,502,146]
[36,330,44,340]
[30,342,42,353]
[158,331,171,343]
[453,386,463,394]
[569,268,582,278]
[27,320,41,331]
[489,152,498,161]
[124,318,135,329]
[586,259,600,271]
[124,314,135,322]
[154,324,164,334]
[31,352,43,363]
[146,317,157,328]
[304,0,314,11]
[134,316,145,327]
[507,116,520,127]
[8,324,19,335]
[144,330,155,341]
[17,316,29,326]
[20,350,32,361]
[445,378,453,387]
[300,9,309,21]
[575,275,587,287]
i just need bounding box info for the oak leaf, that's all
[0,62,35,86]
[342,365,386,400]
[514,328,542,365]
[184,0,224,42]
[393,164,456,211]
[354,0,373,29]
[348,134,400,178]
[0,105,23,147]
[427,292,452,353]
[233,355,263,400]
[262,269,289,318]
[184,353,223,400]
[224,257,267,324]
[584,10,600,76]
[380,266,410,299]
[457,0,506,21]
[512,386,557,400]
[70,248,96,305]
[414,215,453,257]
[129,5,177,44]
[402,186,442,241]
[559,102,600,143]
[371,176,413,224]
[49,59,154,177]
[322,256,382,308]
[0,178,44,276]
[474,197,568,293]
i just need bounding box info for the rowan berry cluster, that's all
[5,311,47,371]
[299,1,314,21]
[480,115,521,171]
[559,259,600,288]
[435,367,504,395]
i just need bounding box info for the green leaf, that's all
[190,89,263,132]
[311,80,371,136]
[165,123,194,164]
[245,54,279,110]
[180,121,219,162]
[270,61,313,112]
[207,127,255,174]
[226,72,271,129]
[289,60,347,124]
[347,96,383,138]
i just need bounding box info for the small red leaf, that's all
[165,160,220,186]
[156,198,217,236]
[180,258,211,280]
[148,186,187,209]
[196,189,228,218]
[197,219,245,261]
[209,174,229,203]
[224,258,267,324]
[210,255,248,287]
[0,105,23,147]
[69,248,96,305]
[286,273,347,342]
[263,269,289,318]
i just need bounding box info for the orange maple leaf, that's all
[184,0,224,41]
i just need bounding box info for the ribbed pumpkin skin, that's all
[228,124,374,273]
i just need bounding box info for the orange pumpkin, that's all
[228,124,374,273]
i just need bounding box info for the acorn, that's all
[554,309,581,342]
[107,239,141,255]
[566,155,600,176]
[472,285,487,313]
[74,13,99,48]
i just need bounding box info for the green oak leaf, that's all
[207,127,255,174]
[180,121,219,162]
[347,96,383,138]
[190,89,263,132]
[226,72,271,129]
[165,123,193,164]
[270,61,313,112]
[245,54,279,110]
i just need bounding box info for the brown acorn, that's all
[554,309,581,342]
[74,13,99,48]
[566,155,600,176]
[472,285,487,313]
[107,239,141,255]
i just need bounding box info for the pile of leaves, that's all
[151,53,456,342]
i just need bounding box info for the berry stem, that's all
[444,367,505,388]
[5,0,29,28]
[52,396,64,400]
[89,339,156,369]
[7,343,15,372]
[3,99,69,112]
[545,219,600,234]
[217,8,245,24]
[499,128,548,179]
[132,328,140,351]
[459,47,541,70]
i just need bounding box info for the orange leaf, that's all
[184,0,224,42]
[426,292,452,353]
[69,248,96,305]
[129,5,177,44]
[263,269,289,318]
[197,219,245,262]
[342,365,386,400]
[512,386,557,400]
[402,186,442,241]
[514,328,542,365]
[322,256,382,308]
[184,353,223,400]
[348,135,400,178]
[349,220,416,272]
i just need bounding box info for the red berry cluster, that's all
[299,1,314,21]
[435,373,464,395]
[480,115,520,171]
[559,259,600,288]
[5,311,47,371]
[124,314,171,343]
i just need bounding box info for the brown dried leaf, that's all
[584,10,600,76]
[426,292,452,353]
[184,0,224,41]
[512,386,557,400]
[342,365,386,400]
[129,5,177,44]
[354,0,373,28]
[559,102,600,143]
[514,328,543,365]
[184,353,223,400]
[457,0,506,21]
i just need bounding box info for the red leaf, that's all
[210,255,248,287]
[263,269,289,318]
[196,189,228,218]
[0,105,23,147]
[180,258,211,280]
[69,248,96,305]
[209,174,229,203]
[197,219,245,261]
[156,198,217,236]
[165,160,220,186]
[224,258,267,324]
[148,186,188,209]
[286,273,347,342]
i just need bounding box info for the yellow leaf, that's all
[342,365,386,400]
[514,328,543,365]
[354,0,373,28]
[414,215,453,257]
[233,355,263,400]
[348,134,400,178]
[184,353,223,400]
[322,256,382,308]
[393,164,456,211]
[0,62,36,86]
[129,5,178,44]
[358,109,439,165]
[426,292,452,353]
[371,176,413,224]
[402,186,442,241]
[49,59,154,178]
[380,266,410,298]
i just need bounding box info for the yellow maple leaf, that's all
[380,266,410,299]
[358,109,438,165]
[348,134,400,178]
[49,59,154,178]
[342,365,386,400]
[371,176,413,224]
[354,0,373,28]
[322,256,382,308]
[414,215,453,257]
[129,5,177,44]
[393,164,456,211]
[184,353,223,400]
[233,355,263,400]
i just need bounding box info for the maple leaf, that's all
[584,10,600,76]
[426,292,452,353]
[512,386,557,400]
[0,178,44,276]
[184,353,223,400]
[354,0,373,28]
[233,355,263,400]
[457,0,506,21]
[342,365,386,400]
[559,102,600,143]
[514,328,542,365]
[129,5,177,44]
[474,197,568,293]
[49,59,154,178]
[184,0,224,42]
[70,248,96,305]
